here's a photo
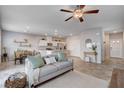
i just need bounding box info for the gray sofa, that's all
[25,55,73,88]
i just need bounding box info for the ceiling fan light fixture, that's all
[73,9,83,18]
[60,5,99,23]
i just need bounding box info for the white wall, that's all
[80,28,103,63]
[66,36,81,57]
[67,28,103,63]
[2,31,42,60]
[123,32,124,59]
[0,29,1,63]
[101,31,105,61]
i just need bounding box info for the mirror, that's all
[85,39,92,49]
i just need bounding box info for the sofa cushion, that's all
[50,57,57,63]
[57,52,66,61]
[53,61,73,70]
[39,64,58,77]
[44,57,52,64]
[27,54,45,69]
[47,55,58,61]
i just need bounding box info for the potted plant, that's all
[91,43,97,55]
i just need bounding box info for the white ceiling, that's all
[0,5,124,37]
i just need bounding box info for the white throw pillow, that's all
[50,57,57,63]
[44,57,56,64]
[44,57,51,64]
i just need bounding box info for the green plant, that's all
[92,44,97,55]
[92,44,97,51]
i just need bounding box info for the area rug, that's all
[38,71,109,88]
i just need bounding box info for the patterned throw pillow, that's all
[44,57,51,64]
[50,57,57,63]
[44,56,56,64]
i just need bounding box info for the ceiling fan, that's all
[60,5,99,22]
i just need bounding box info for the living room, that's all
[0,5,124,88]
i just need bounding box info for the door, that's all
[110,39,122,58]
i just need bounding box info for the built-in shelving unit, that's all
[38,36,66,50]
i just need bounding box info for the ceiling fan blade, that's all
[60,9,73,13]
[84,10,99,14]
[65,16,73,21]
[79,17,84,22]
[80,5,85,9]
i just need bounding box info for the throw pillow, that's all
[57,52,66,61]
[50,57,57,63]
[44,56,57,64]
[44,57,52,64]
[28,54,45,69]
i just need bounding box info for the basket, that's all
[4,72,26,88]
